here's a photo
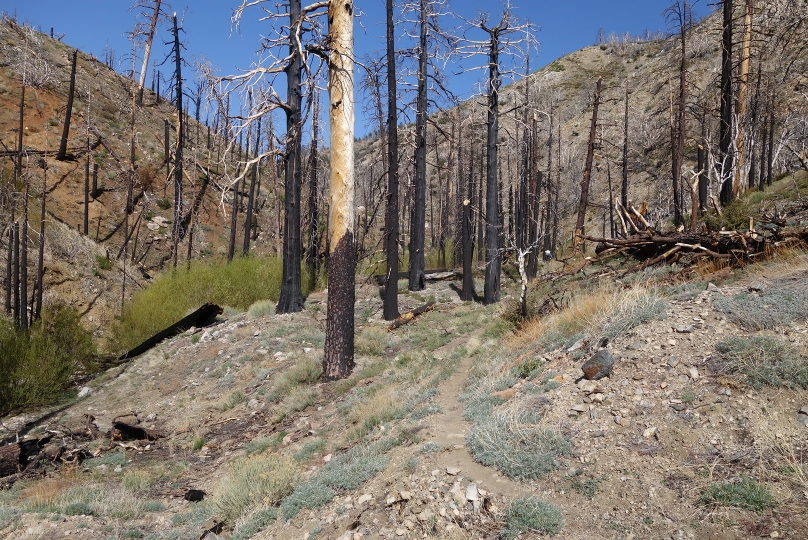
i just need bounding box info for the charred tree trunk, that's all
[19,186,28,331]
[171,14,184,269]
[56,49,77,161]
[461,199,474,301]
[33,163,46,323]
[719,0,735,205]
[276,0,305,314]
[83,139,90,235]
[16,80,25,179]
[12,223,19,326]
[383,0,400,320]
[243,113,262,257]
[323,0,355,381]
[621,88,629,209]
[4,228,11,315]
[483,23,502,305]
[306,93,321,293]
[574,77,602,251]
[408,0,428,292]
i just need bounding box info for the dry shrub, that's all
[21,466,80,510]
[514,285,667,352]
[209,453,302,525]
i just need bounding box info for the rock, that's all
[581,350,614,380]
[800,406,808,416]
[146,221,160,231]
[570,404,588,414]
[748,281,767,292]
[465,483,479,501]
[642,427,658,439]
[675,325,694,333]
[77,386,92,398]
[670,403,687,412]
[357,494,373,505]
[323,454,332,463]
[688,367,700,379]
[418,510,434,521]
[446,466,461,476]
[592,393,605,404]
[577,379,598,394]
[707,282,721,291]
[567,337,587,352]
[798,412,808,427]
[399,490,412,501]
[490,388,516,400]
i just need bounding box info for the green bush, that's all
[111,256,321,352]
[700,478,776,513]
[501,497,563,538]
[715,336,808,389]
[95,255,113,270]
[0,305,96,415]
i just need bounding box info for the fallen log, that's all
[118,303,223,361]
[388,301,436,330]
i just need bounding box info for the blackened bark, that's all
[307,94,321,293]
[19,189,28,331]
[243,115,262,256]
[383,0,400,320]
[461,200,474,301]
[275,0,304,313]
[56,50,77,161]
[544,110,555,253]
[408,0,428,292]
[671,9,687,227]
[621,89,629,209]
[16,82,25,179]
[575,77,602,250]
[34,166,46,323]
[92,163,100,198]
[323,233,355,380]
[227,176,239,262]
[4,228,11,315]
[12,223,19,326]
[483,23,502,306]
[171,14,184,269]
[83,141,89,235]
[765,98,774,186]
[719,0,734,205]
[276,0,305,314]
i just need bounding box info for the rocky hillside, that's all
[1,192,808,538]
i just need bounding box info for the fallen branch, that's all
[388,301,436,330]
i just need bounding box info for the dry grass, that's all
[20,466,81,510]
[513,285,667,352]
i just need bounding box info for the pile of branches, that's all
[585,201,808,269]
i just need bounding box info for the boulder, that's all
[581,350,614,380]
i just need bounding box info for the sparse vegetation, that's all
[700,478,776,513]
[209,453,302,526]
[501,497,563,538]
[466,406,571,480]
[714,335,808,389]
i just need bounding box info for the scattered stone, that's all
[581,350,614,380]
[570,404,588,416]
[675,325,694,333]
[578,380,599,394]
[446,466,461,476]
[357,494,372,505]
[77,387,92,398]
[642,427,659,439]
[592,393,605,404]
[399,490,412,501]
[707,282,721,291]
[688,367,700,379]
[567,337,586,352]
[323,454,332,463]
[748,281,766,292]
[670,403,687,412]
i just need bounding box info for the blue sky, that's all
[7,1,712,137]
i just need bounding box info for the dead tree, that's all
[56,49,77,161]
[384,0,401,320]
[323,0,356,381]
[718,0,735,205]
[132,0,164,106]
[574,77,602,251]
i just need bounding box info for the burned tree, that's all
[323,0,356,381]
[56,49,77,161]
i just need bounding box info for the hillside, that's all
[1,201,808,538]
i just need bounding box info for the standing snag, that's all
[323,0,356,382]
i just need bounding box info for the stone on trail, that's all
[581,350,614,380]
